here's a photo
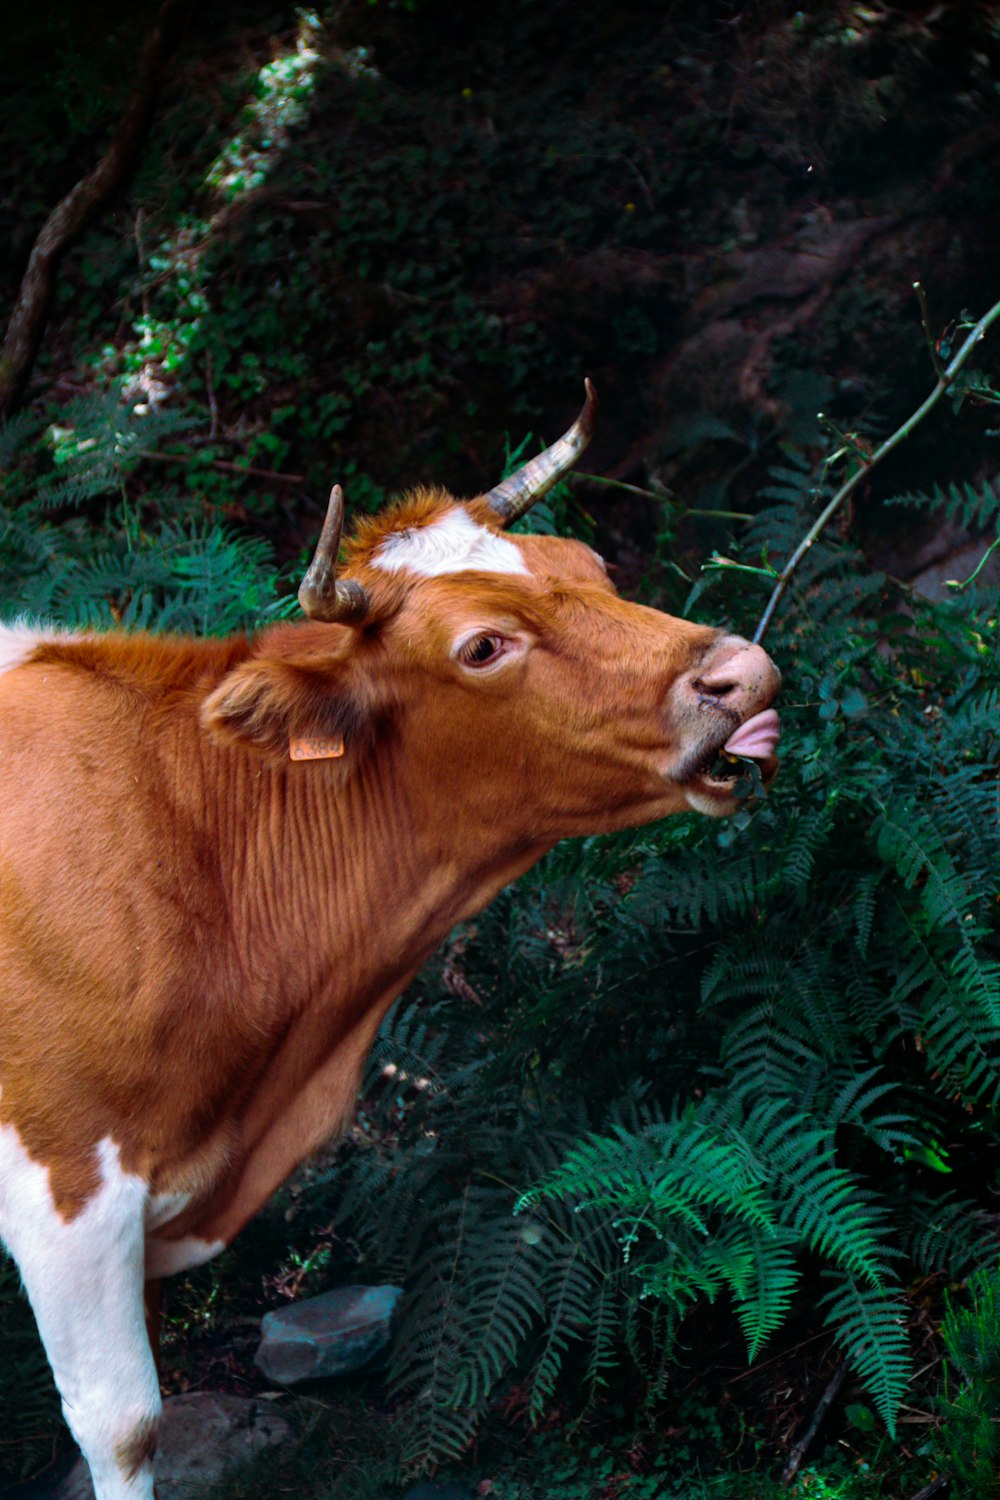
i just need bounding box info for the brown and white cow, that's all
[0,385,779,1499]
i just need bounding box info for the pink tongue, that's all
[723,708,781,760]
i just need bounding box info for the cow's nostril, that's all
[693,675,736,698]
[688,637,781,713]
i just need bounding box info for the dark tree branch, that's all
[909,1480,949,1500]
[0,0,194,417]
[753,292,1000,645]
[780,1361,847,1485]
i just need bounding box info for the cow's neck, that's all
[146,732,548,1217]
[211,735,549,1031]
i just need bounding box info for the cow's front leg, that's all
[0,1134,160,1500]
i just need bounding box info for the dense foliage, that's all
[3,1,1000,513]
[308,438,999,1483]
[1,2,999,1495]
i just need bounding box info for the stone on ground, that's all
[254,1283,403,1385]
[51,1392,291,1499]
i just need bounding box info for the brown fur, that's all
[115,1415,159,1480]
[0,504,779,1250]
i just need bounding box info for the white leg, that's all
[0,1129,160,1500]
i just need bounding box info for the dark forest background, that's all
[0,3,999,1498]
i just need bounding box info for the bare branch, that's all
[780,1360,847,1485]
[0,0,194,417]
[753,291,1000,645]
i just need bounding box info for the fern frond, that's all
[819,1275,910,1434]
[897,1191,997,1278]
[873,806,973,933]
[890,476,1000,533]
[747,1102,891,1286]
[526,1238,602,1418]
[704,1223,800,1362]
[519,1115,775,1242]
[449,1224,544,1407]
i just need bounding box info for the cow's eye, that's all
[459,634,505,668]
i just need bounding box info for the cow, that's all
[0,384,780,1499]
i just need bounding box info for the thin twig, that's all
[947,533,1000,591]
[913,281,945,379]
[909,1478,949,1500]
[575,471,752,520]
[204,344,219,440]
[780,1360,848,1485]
[137,450,304,483]
[753,292,1000,645]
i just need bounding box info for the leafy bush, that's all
[934,1263,1000,1495]
[306,438,999,1470]
[1,389,997,1492]
[0,389,293,630]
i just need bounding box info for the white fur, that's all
[0,621,69,676]
[684,788,732,817]
[145,1232,226,1279]
[373,508,529,578]
[144,1188,192,1231]
[0,1115,160,1499]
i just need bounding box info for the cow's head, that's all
[204,385,780,838]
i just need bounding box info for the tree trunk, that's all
[0,0,193,418]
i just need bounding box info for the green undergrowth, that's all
[933,1261,1000,1492]
[1,2,999,1493]
[149,420,1000,1498]
[282,440,996,1489]
[0,402,997,1493]
[197,1399,930,1500]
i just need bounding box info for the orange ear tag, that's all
[290,735,345,761]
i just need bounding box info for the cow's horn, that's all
[482,379,598,527]
[298,484,371,623]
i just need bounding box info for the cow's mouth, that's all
[684,708,781,802]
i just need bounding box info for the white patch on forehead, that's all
[372,507,530,578]
[0,621,71,676]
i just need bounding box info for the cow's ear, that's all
[201,647,375,763]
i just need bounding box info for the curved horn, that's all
[482,378,598,527]
[298,485,371,624]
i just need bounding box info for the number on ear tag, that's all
[289,735,345,761]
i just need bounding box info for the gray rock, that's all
[52,1392,291,1499]
[254,1283,403,1385]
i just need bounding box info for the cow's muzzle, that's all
[668,635,782,801]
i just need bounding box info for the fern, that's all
[897,1190,995,1278]
[818,1276,910,1435]
[302,433,1000,1463]
[5,406,995,1468]
[527,1237,600,1417]
[889,475,1000,533]
[0,387,293,637]
[449,1222,544,1407]
[704,1223,800,1362]
[37,389,194,510]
